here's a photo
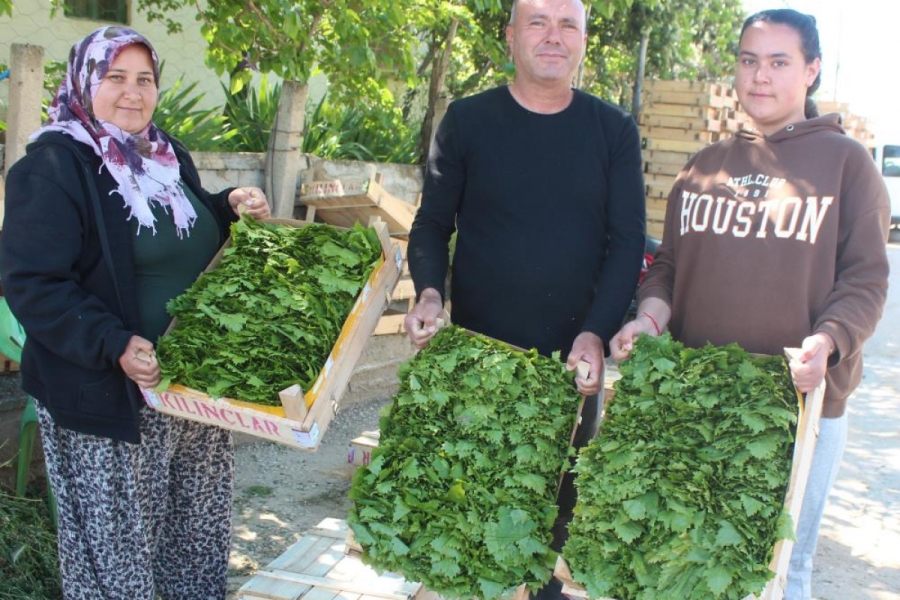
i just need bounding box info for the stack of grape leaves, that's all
[562,333,800,600]
[156,217,383,406]
[349,325,584,600]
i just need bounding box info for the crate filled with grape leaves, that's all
[554,334,824,600]
[141,217,402,451]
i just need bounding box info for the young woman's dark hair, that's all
[741,9,822,118]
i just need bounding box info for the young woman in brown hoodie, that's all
[611,9,890,600]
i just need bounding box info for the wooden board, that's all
[553,374,826,600]
[141,219,403,451]
[642,90,737,110]
[641,126,720,144]
[644,161,684,177]
[300,178,417,237]
[642,103,727,119]
[642,80,728,94]
[642,137,707,153]
[639,114,723,132]
[238,518,425,600]
[641,149,695,167]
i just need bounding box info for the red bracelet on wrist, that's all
[641,311,661,336]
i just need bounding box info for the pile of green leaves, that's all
[348,326,581,600]
[0,487,60,600]
[563,334,798,600]
[156,218,382,405]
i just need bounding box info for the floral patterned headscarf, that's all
[35,26,196,237]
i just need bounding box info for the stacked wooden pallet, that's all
[639,80,749,238]
[817,101,876,149]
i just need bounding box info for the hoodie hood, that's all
[735,113,845,143]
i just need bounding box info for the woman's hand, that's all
[228,187,271,220]
[119,335,160,389]
[789,332,834,393]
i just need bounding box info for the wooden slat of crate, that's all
[639,113,723,132]
[642,80,725,94]
[642,103,725,119]
[646,219,665,240]
[646,183,674,200]
[643,138,706,153]
[239,519,422,600]
[643,90,736,110]
[644,161,684,177]
[300,179,416,237]
[641,149,694,167]
[643,173,677,189]
[640,126,718,144]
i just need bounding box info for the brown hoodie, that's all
[639,114,890,416]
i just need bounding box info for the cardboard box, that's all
[554,366,825,600]
[141,219,403,451]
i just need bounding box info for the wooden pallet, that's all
[238,518,428,600]
[553,363,826,600]
[299,174,418,238]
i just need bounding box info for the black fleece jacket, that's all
[0,131,236,443]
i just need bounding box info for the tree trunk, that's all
[417,19,459,163]
[631,29,650,118]
[266,79,308,219]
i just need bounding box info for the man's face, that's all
[506,0,587,88]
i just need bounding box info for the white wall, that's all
[0,0,328,122]
[0,0,222,110]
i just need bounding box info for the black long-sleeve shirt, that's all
[409,87,646,357]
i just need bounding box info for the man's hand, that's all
[119,335,160,389]
[404,288,445,350]
[566,331,604,396]
[228,187,271,220]
[789,332,834,392]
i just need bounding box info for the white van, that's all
[874,144,900,227]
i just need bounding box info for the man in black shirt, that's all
[405,0,646,594]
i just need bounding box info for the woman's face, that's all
[735,21,820,136]
[92,44,158,134]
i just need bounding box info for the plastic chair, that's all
[0,298,57,528]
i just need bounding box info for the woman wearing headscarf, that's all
[1,26,270,599]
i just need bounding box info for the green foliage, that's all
[349,326,582,599]
[154,74,236,151]
[304,91,418,164]
[0,0,11,16]
[0,488,61,600]
[156,219,383,405]
[563,334,799,600]
[582,0,744,106]
[219,77,281,153]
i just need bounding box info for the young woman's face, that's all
[735,21,820,136]
[92,44,158,134]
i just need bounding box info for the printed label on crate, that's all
[323,354,334,377]
[361,282,371,303]
[142,388,284,438]
[394,248,403,270]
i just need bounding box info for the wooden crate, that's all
[238,518,428,600]
[0,351,20,374]
[553,368,826,600]
[140,219,403,451]
[299,175,418,238]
